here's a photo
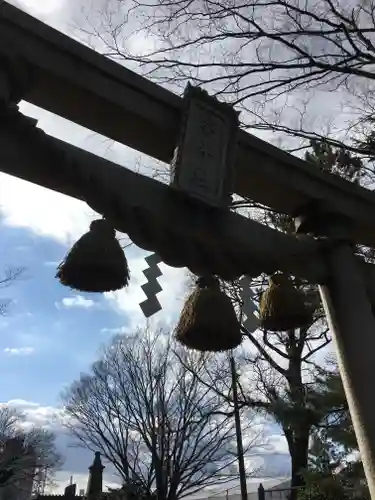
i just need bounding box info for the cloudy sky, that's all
[0,0,293,494]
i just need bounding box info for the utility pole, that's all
[230,354,248,500]
[155,373,166,500]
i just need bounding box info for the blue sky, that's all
[0,181,290,492]
[0,222,130,404]
[0,172,188,491]
[0,213,188,405]
[0,0,294,493]
[0,28,202,491]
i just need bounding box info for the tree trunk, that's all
[285,428,310,500]
[285,333,310,500]
[291,433,309,498]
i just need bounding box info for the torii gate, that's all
[1,1,375,495]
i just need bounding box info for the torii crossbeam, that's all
[1,2,375,248]
[1,2,375,497]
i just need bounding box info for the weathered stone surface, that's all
[170,84,238,208]
[0,106,327,285]
[1,3,375,248]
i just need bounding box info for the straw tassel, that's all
[259,272,313,332]
[175,275,242,352]
[56,219,130,293]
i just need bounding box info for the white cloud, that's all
[6,399,39,407]
[100,326,129,335]
[57,295,96,309]
[3,399,69,430]
[8,0,65,16]
[127,30,160,57]
[0,101,162,248]
[4,347,35,356]
[1,398,291,492]
[52,471,121,495]
[0,4,293,494]
[0,100,123,246]
[0,172,93,246]
[104,250,187,333]
[264,434,289,455]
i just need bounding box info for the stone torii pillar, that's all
[296,206,375,497]
[2,4,375,493]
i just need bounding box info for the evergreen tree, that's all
[203,138,373,500]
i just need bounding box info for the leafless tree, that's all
[177,143,360,498]
[76,0,375,157]
[0,406,63,495]
[182,116,375,500]
[71,3,373,495]
[62,327,264,500]
[0,266,25,316]
[179,268,328,499]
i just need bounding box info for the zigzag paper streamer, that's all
[139,253,163,318]
[239,276,259,333]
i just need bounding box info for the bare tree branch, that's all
[62,328,264,499]
[0,406,63,494]
[75,0,375,163]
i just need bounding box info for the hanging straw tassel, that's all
[259,272,313,332]
[56,219,130,293]
[175,275,242,352]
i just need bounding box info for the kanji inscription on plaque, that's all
[170,84,239,209]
